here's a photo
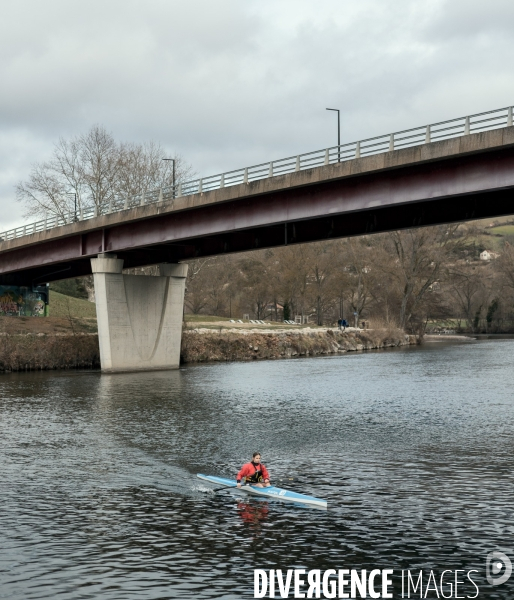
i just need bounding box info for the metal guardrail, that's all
[1,105,513,243]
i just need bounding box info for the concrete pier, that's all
[91,254,188,372]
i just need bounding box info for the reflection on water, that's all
[1,341,514,598]
[237,501,269,539]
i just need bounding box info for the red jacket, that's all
[237,461,270,484]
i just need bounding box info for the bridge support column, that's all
[91,254,188,372]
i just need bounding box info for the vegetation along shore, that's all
[180,326,416,364]
[0,305,414,373]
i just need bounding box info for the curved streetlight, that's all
[326,108,340,162]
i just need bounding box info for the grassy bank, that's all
[49,291,97,319]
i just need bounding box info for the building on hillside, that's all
[294,315,309,324]
[0,285,49,317]
[265,302,283,312]
[480,250,500,261]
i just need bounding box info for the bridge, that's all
[1,106,514,372]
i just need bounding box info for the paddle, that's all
[208,483,237,493]
[208,482,265,493]
[207,477,296,494]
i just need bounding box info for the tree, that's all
[306,243,338,326]
[448,263,490,332]
[342,238,375,328]
[497,242,514,290]
[239,253,273,319]
[16,125,194,220]
[184,258,218,314]
[278,246,311,321]
[381,226,462,330]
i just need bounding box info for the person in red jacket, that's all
[236,452,271,488]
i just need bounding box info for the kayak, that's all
[197,474,327,509]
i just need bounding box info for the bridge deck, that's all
[2,126,514,285]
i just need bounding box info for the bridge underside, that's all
[1,144,514,286]
[2,188,513,287]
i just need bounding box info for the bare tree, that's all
[448,263,491,332]
[306,243,337,326]
[279,246,311,320]
[382,226,462,330]
[16,164,69,219]
[343,239,375,327]
[78,126,120,211]
[497,242,514,289]
[238,252,274,319]
[16,125,194,219]
[184,258,218,314]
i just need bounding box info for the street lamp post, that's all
[162,158,176,198]
[326,108,340,162]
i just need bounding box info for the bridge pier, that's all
[91,254,188,372]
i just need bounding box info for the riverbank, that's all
[424,334,475,342]
[180,327,416,363]
[0,322,415,372]
[0,333,100,372]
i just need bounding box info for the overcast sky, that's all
[2,0,514,230]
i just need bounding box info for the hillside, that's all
[461,216,514,253]
[49,291,97,319]
[0,292,97,335]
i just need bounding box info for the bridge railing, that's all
[1,105,512,243]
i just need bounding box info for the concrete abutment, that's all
[91,254,188,372]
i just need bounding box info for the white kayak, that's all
[197,474,327,509]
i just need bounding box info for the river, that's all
[1,340,513,599]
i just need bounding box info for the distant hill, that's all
[459,216,514,253]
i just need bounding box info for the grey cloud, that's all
[424,0,514,39]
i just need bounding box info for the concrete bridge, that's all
[2,107,514,372]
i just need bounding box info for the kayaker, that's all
[236,452,271,488]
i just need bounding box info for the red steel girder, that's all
[1,146,514,285]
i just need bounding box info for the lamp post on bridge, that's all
[162,158,176,199]
[326,108,340,162]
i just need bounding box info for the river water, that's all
[1,340,513,599]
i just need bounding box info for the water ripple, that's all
[1,341,513,598]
